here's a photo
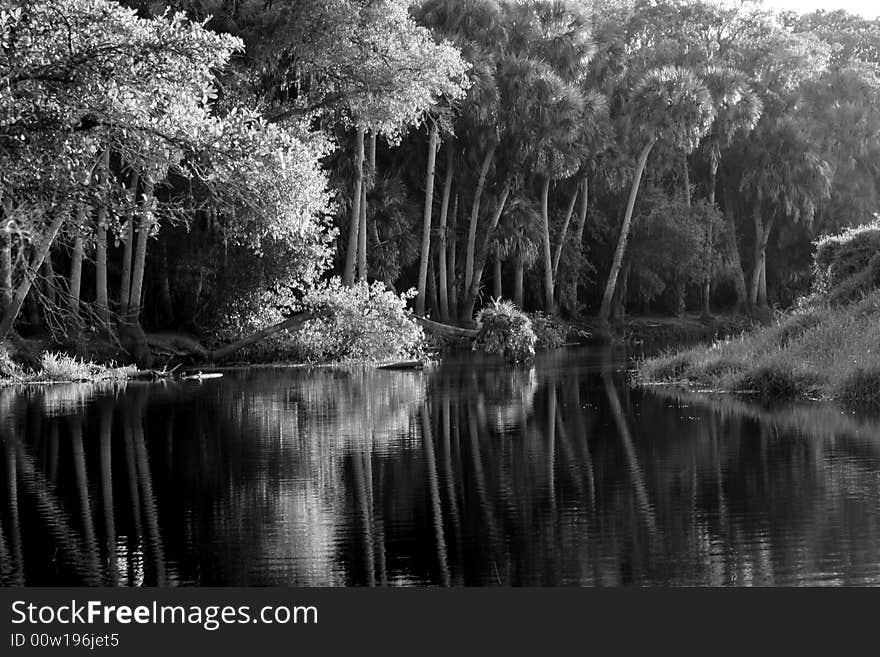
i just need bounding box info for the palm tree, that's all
[701,66,763,312]
[416,121,441,316]
[739,117,832,307]
[492,195,542,307]
[599,66,715,322]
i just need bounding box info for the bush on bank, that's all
[473,300,537,363]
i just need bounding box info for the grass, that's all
[0,349,136,385]
[638,290,880,403]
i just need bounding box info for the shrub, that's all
[695,357,744,380]
[0,344,22,380]
[641,351,693,381]
[529,312,569,350]
[774,312,821,347]
[837,368,880,404]
[734,363,815,400]
[295,278,426,363]
[810,220,880,305]
[473,300,536,363]
[38,352,96,381]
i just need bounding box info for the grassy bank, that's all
[638,222,880,403]
[1,346,137,386]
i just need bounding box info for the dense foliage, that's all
[474,300,537,363]
[3,0,880,364]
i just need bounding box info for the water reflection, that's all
[1,351,880,586]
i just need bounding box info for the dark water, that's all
[2,347,880,587]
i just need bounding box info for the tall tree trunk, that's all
[540,176,555,314]
[758,254,768,307]
[127,179,154,324]
[599,139,656,321]
[357,132,375,283]
[571,175,589,312]
[493,253,502,300]
[682,151,691,206]
[750,204,762,307]
[464,144,496,294]
[343,127,365,286]
[0,210,66,339]
[750,205,775,308]
[0,197,12,317]
[119,172,139,317]
[751,210,775,308]
[448,193,459,320]
[552,184,579,279]
[720,166,748,310]
[427,255,440,319]
[513,248,524,308]
[95,149,110,324]
[68,205,86,316]
[437,143,454,321]
[459,183,511,323]
[614,261,631,319]
[416,123,440,316]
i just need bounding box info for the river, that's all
[1,346,879,586]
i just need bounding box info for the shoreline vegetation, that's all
[4,2,880,397]
[638,223,880,405]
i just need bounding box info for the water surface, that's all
[2,347,880,586]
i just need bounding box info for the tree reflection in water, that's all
[2,351,880,586]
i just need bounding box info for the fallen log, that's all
[209,311,318,362]
[377,359,424,370]
[416,317,479,339]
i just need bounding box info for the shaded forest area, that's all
[2,0,880,366]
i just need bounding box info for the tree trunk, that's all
[758,254,768,307]
[416,123,440,316]
[464,144,496,294]
[210,311,320,362]
[552,183,579,279]
[540,176,555,314]
[357,132,375,283]
[0,210,67,340]
[427,254,440,318]
[720,166,748,310]
[750,205,775,308]
[493,254,502,300]
[572,175,589,311]
[599,139,656,321]
[682,151,691,206]
[343,127,366,286]
[68,205,86,315]
[751,213,775,308]
[513,248,524,308]
[0,197,12,317]
[437,143,454,321]
[119,172,139,317]
[459,183,511,323]
[95,149,110,324]
[128,179,154,324]
[750,204,762,307]
[614,261,631,319]
[448,193,459,320]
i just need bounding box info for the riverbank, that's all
[638,223,880,404]
[1,308,752,385]
[638,290,880,403]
